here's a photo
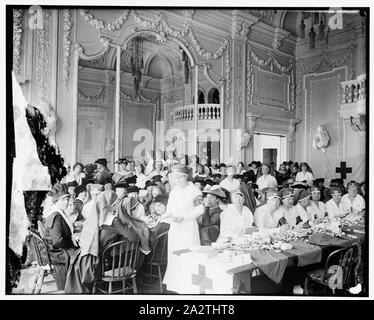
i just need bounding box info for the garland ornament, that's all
[79,9,131,32]
[78,87,105,102]
[13,9,24,74]
[63,9,73,92]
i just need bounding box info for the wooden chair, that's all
[304,242,362,295]
[29,229,56,294]
[37,220,47,240]
[140,230,168,293]
[92,240,140,294]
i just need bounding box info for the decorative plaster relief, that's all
[63,9,73,92]
[224,41,231,112]
[35,10,52,104]
[13,9,24,74]
[79,9,131,32]
[78,86,105,102]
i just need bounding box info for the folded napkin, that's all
[288,241,322,266]
[249,249,288,284]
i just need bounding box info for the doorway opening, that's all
[253,133,287,169]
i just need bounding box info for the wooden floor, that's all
[11,264,174,295]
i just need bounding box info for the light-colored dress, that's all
[341,194,365,213]
[219,178,240,192]
[307,201,326,220]
[325,199,350,219]
[218,204,253,241]
[163,182,204,292]
[254,204,284,234]
[256,174,278,190]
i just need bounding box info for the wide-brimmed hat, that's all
[74,185,86,196]
[298,190,311,201]
[279,188,294,199]
[95,158,107,167]
[314,178,325,184]
[310,185,321,193]
[127,185,139,194]
[291,181,309,190]
[152,175,163,183]
[125,176,137,185]
[115,158,128,164]
[249,161,258,167]
[113,182,129,189]
[264,188,280,199]
[330,186,342,196]
[203,185,227,199]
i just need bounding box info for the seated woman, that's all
[307,185,326,223]
[254,188,290,234]
[325,186,350,220]
[65,190,154,293]
[65,162,86,185]
[293,189,314,228]
[44,183,78,290]
[217,189,255,241]
[278,188,298,227]
[341,181,365,217]
[256,163,278,191]
[295,162,314,186]
[198,186,227,245]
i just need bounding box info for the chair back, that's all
[29,229,53,269]
[323,242,362,290]
[37,220,47,240]
[101,240,140,279]
[149,230,168,264]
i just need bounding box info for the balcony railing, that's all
[171,104,221,123]
[341,74,366,104]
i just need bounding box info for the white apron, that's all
[163,183,202,292]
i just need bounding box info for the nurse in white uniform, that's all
[162,164,204,292]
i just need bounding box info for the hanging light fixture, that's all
[130,36,144,96]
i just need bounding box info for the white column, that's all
[114,45,121,172]
[71,48,79,165]
[194,65,199,155]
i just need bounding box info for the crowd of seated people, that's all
[39,152,365,293]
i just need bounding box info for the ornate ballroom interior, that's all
[13,8,367,181]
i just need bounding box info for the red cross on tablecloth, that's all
[191,264,213,294]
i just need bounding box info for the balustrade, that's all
[341,74,366,104]
[171,104,221,123]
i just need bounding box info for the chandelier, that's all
[130,36,144,96]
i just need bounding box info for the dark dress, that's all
[198,206,222,245]
[44,212,78,290]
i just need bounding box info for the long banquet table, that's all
[167,226,365,295]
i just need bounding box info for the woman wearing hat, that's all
[278,188,298,227]
[162,164,204,292]
[217,189,255,241]
[293,190,314,228]
[44,183,78,290]
[112,158,132,184]
[94,158,112,185]
[341,181,365,217]
[198,186,226,245]
[307,186,326,223]
[254,189,289,234]
[325,186,351,220]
